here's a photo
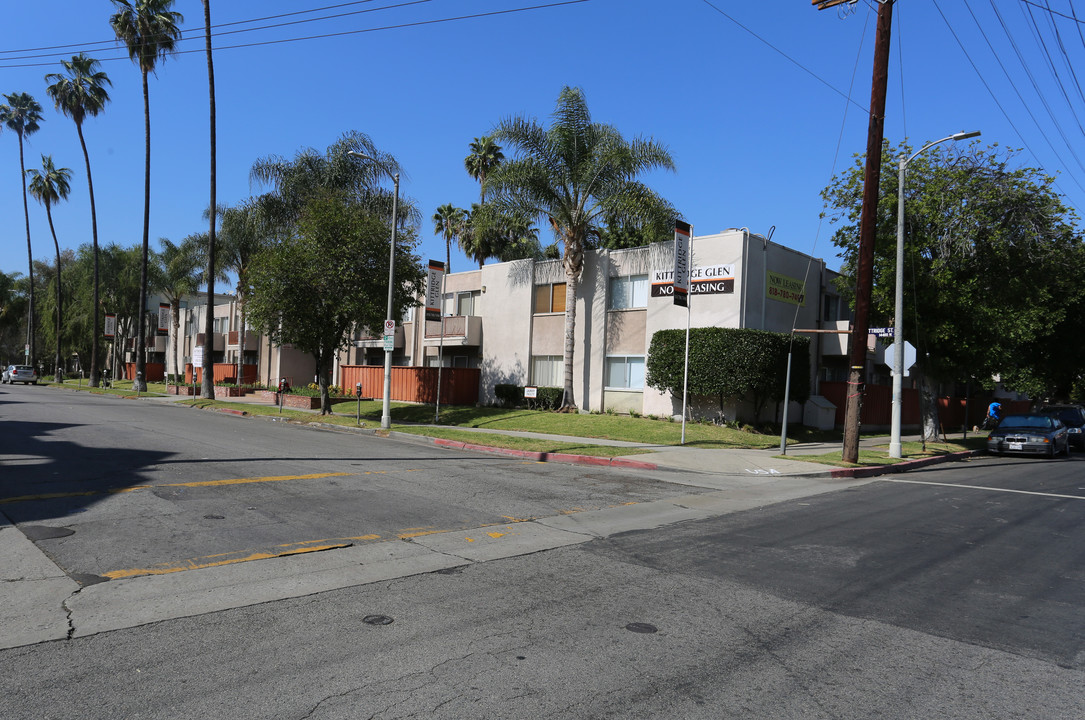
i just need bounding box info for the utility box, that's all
[804,395,837,430]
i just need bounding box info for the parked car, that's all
[987,413,1069,457]
[3,364,38,385]
[0,365,10,383]
[1039,404,1085,450]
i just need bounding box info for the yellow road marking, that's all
[104,540,354,579]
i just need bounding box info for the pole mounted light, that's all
[348,150,399,430]
[890,130,981,458]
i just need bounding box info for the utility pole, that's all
[814,0,895,463]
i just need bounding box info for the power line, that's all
[0,0,589,70]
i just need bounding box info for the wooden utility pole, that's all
[814,0,895,463]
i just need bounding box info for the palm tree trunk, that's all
[135,69,151,392]
[201,0,218,400]
[46,205,63,382]
[561,270,578,410]
[171,298,181,386]
[18,135,35,368]
[77,122,102,387]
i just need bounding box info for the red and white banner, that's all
[673,220,692,307]
[425,259,445,322]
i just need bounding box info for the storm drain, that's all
[624,623,658,634]
[362,614,394,626]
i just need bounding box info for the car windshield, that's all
[1000,415,1054,429]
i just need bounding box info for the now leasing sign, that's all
[651,264,735,298]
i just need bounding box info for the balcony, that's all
[354,325,404,349]
[423,315,481,347]
[227,330,259,348]
[195,332,226,351]
[819,320,850,357]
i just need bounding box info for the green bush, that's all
[646,327,810,421]
[494,383,522,407]
[526,386,562,410]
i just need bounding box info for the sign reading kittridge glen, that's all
[425,259,445,322]
[652,264,735,298]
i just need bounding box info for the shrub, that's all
[526,386,562,410]
[494,383,522,407]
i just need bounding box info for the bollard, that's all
[136,371,142,397]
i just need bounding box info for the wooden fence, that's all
[184,363,258,385]
[819,381,1033,429]
[123,362,164,382]
[340,365,480,405]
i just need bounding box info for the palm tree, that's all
[45,54,112,387]
[110,0,183,391]
[26,156,73,381]
[0,92,44,368]
[432,203,466,275]
[156,236,203,384]
[217,200,267,387]
[200,0,218,400]
[488,86,676,409]
[464,136,504,203]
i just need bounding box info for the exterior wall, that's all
[477,259,535,403]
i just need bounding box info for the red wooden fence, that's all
[184,363,258,385]
[819,381,1033,429]
[123,362,164,382]
[340,365,480,405]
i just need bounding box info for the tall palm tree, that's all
[464,136,504,203]
[26,155,73,382]
[432,203,466,275]
[110,0,183,391]
[488,86,676,409]
[45,54,112,387]
[0,92,44,368]
[200,0,218,400]
[156,236,203,384]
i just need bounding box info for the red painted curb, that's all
[430,437,658,469]
[829,449,981,479]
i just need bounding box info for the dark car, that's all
[987,413,1069,457]
[1039,404,1085,450]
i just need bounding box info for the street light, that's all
[348,150,399,430]
[890,130,981,458]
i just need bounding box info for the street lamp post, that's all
[890,130,981,458]
[348,151,399,430]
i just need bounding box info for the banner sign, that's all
[651,264,735,298]
[157,303,170,336]
[673,220,692,307]
[104,313,116,339]
[425,259,445,322]
[766,271,806,306]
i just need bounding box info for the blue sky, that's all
[2,0,1083,281]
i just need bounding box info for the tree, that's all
[96,244,143,380]
[45,53,111,387]
[156,236,203,383]
[0,271,28,362]
[488,86,677,409]
[821,140,1085,434]
[200,0,218,401]
[26,155,73,381]
[0,92,44,368]
[432,202,466,274]
[217,200,268,386]
[110,0,183,391]
[464,135,504,203]
[246,196,423,414]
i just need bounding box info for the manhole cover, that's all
[362,614,394,626]
[203,514,225,520]
[625,623,658,634]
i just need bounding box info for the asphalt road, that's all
[2,384,1082,718]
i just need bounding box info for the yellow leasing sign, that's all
[767,271,806,306]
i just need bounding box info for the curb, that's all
[432,438,659,470]
[828,449,983,479]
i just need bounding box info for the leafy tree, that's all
[45,53,111,386]
[246,196,423,413]
[27,155,73,381]
[488,86,677,408]
[98,243,144,381]
[0,92,44,366]
[110,0,183,391]
[0,271,28,362]
[821,141,1085,429]
[647,327,810,422]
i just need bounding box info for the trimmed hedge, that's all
[493,384,563,410]
[646,327,810,420]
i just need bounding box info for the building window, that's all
[213,317,228,334]
[531,355,563,387]
[457,290,481,316]
[823,294,840,322]
[608,274,648,310]
[605,356,645,390]
[533,283,567,314]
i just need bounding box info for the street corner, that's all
[829,449,984,479]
